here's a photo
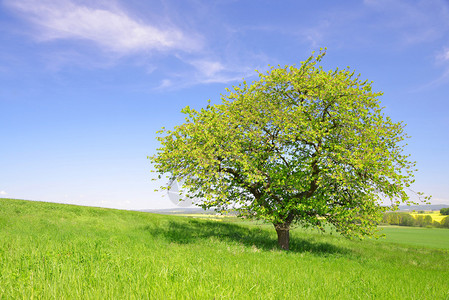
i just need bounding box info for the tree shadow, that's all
[290,236,349,256]
[141,218,351,256]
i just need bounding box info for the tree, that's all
[414,215,432,227]
[383,212,401,225]
[441,217,449,229]
[424,215,433,227]
[440,208,449,215]
[400,213,416,227]
[150,51,426,250]
[433,220,441,228]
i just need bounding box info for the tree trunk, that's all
[274,223,290,250]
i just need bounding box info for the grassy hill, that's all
[1,198,448,299]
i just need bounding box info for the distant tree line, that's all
[440,208,449,215]
[382,212,449,228]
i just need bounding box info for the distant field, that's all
[1,198,448,299]
[175,213,231,221]
[377,226,449,249]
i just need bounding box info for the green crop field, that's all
[376,226,449,249]
[1,198,448,299]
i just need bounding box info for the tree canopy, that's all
[150,51,427,250]
[441,208,449,215]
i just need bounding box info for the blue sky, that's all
[1,0,448,210]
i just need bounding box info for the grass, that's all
[1,198,449,299]
[376,226,449,249]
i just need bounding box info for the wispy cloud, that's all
[187,58,252,84]
[437,48,449,63]
[0,191,7,195]
[363,0,449,45]
[285,0,449,51]
[190,59,225,78]
[4,0,201,55]
[3,0,261,87]
[408,47,449,91]
[155,56,263,90]
[157,79,173,89]
[428,47,449,87]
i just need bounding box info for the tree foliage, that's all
[441,216,449,228]
[440,208,449,215]
[150,51,427,250]
[382,212,417,227]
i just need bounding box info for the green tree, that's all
[440,208,449,215]
[383,212,402,225]
[382,213,393,225]
[424,215,433,226]
[432,220,441,228]
[400,214,415,227]
[441,217,449,229]
[150,51,426,250]
[414,215,425,227]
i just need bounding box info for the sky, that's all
[1,0,448,210]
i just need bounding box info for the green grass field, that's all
[376,226,449,249]
[1,198,448,299]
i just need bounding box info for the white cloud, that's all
[178,57,259,87]
[0,191,7,195]
[2,0,272,89]
[2,0,266,87]
[158,79,173,89]
[188,58,248,84]
[4,0,201,55]
[157,70,243,90]
[189,59,225,77]
[152,54,262,90]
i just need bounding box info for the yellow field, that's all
[410,211,447,222]
[179,212,449,224]
[176,213,230,221]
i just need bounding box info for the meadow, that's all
[1,198,448,299]
[377,226,449,249]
